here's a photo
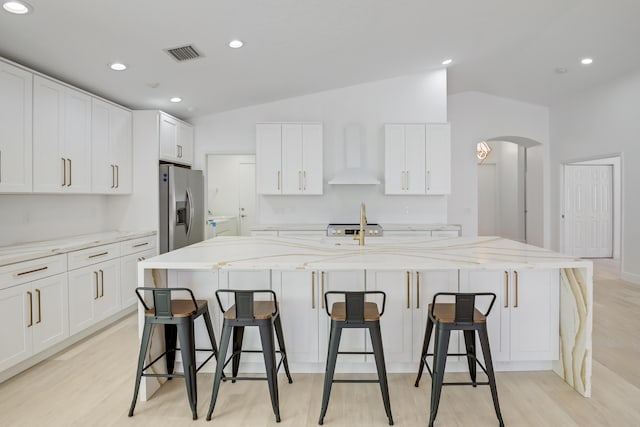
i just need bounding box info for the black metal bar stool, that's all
[319,291,393,426]
[414,292,504,427]
[206,289,293,422]
[128,287,220,420]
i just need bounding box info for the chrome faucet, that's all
[354,202,367,246]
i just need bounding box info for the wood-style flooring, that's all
[1,259,639,426]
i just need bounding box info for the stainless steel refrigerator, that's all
[159,164,205,253]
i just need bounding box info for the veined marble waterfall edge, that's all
[553,267,592,397]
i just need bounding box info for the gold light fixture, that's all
[477,141,491,160]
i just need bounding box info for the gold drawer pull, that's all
[416,272,420,309]
[311,271,316,309]
[504,271,509,308]
[27,291,33,327]
[406,271,410,309]
[88,251,108,259]
[133,242,149,248]
[36,289,42,324]
[514,271,519,308]
[94,271,99,300]
[17,266,48,276]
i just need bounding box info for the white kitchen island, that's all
[136,235,592,400]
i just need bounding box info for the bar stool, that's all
[206,289,293,422]
[414,292,504,427]
[319,291,394,426]
[128,287,220,420]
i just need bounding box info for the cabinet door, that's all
[159,113,178,162]
[110,105,132,193]
[33,76,65,192]
[68,266,98,335]
[509,270,559,361]
[0,61,32,193]
[404,124,426,194]
[91,99,113,193]
[0,283,32,371]
[63,88,92,193]
[301,124,323,194]
[274,270,319,363]
[413,270,459,362]
[32,274,69,353]
[256,124,282,194]
[282,124,303,194]
[318,271,366,363]
[120,249,156,308]
[176,122,194,165]
[425,123,451,194]
[94,259,121,320]
[384,124,405,194]
[366,270,413,363]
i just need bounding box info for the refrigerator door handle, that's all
[186,187,194,238]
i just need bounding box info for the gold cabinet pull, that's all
[321,271,325,309]
[406,271,410,309]
[277,171,281,191]
[100,269,105,297]
[311,271,316,309]
[115,165,119,188]
[303,170,307,190]
[298,171,302,190]
[27,291,33,327]
[88,251,108,259]
[133,242,149,248]
[416,271,420,309]
[94,271,99,300]
[514,271,519,308]
[111,165,115,188]
[67,158,72,187]
[504,271,509,308]
[17,266,48,276]
[36,289,42,324]
[61,158,66,186]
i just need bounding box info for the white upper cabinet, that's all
[256,123,323,195]
[159,112,193,165]
[91,98,132,194]
[33,76,92,193]
[0,61,32,193]
[384,123,451,195]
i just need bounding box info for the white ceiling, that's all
[1,0,639,120]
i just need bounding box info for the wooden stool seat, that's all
[331,301,380,321]
[144,299,208,317]
[223,300,276,320]
[429,303,486,323]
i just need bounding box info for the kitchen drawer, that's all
[0,254,67,290]
[120,235,157,256]
[67,243,121,271]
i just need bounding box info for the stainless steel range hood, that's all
[328,125,380,185]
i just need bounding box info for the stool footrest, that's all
[142,373,185,379]
[222,376,268,382]
[337,351,374,355]
[333,379,380,384]
[442,381,491,386]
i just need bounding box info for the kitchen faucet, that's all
[354,202,367,246]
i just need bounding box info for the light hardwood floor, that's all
[1,259,639,426]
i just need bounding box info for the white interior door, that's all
[478,163,498,236]
[238,160,256,236]
[564,164,613,257]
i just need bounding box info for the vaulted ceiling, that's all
[1,0,639,119]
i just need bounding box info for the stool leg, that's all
[232,326,245,382]
[177,319,198,420]
[369,322,394,426]
[207,321,233,421]
[478,324,505,427]
[128,320,152,417]
[429,325,450,427]
[164,323,178,379]
[463,330,477,386]
[259,321,281,422]
[273,314,293,384]
[202,307,220,360]
[415,316,434,387]
[319,322,342,425]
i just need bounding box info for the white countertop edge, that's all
[250,223,462,232]
[0,230,157,267]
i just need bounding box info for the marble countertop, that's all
[250,224,327,231]
[250,223,461,232]
[382,224,461,231]
[141,235,590,271]
[0,230,156,267]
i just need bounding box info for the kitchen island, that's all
[137,235,592,400]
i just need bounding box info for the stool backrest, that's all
[215,289,278,320]
[430,292,497,323]
[135,287,199,317]
[324,291,386,323]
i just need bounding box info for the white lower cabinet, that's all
[68,258,120,335]
[460,269,560,362]
[0,273,68,372]
[120,248,156,308]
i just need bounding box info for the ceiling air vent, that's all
[164,45,202,62]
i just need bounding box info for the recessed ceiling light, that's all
[109,62,127,71]
[229,40,244,49]
[581,57,593,65]
[442,59,453,66]
[3,1,32,14]
[170,97,182,103]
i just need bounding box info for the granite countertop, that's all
[140,235,589,271]
[0,230,156,267]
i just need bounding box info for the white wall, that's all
[192,71,448,225]
[0,195,110,246]
[448,92,549,246]
[550,71,640,280]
